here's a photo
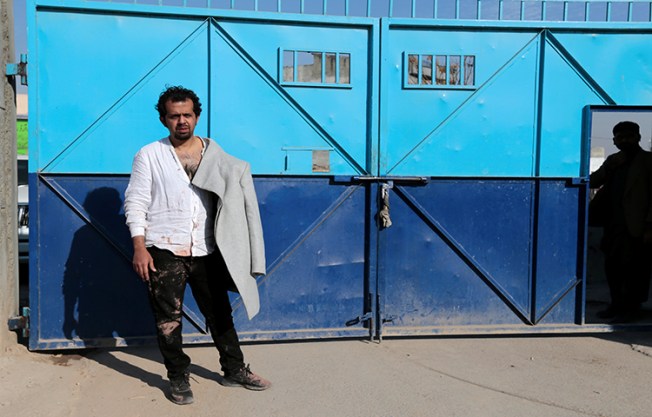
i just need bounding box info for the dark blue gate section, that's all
[377,179,584,336]
[534,179,586,325]
[32,174,229,348]
[234,178,370,340]
[30,175,371,348]
[31,175,154,348]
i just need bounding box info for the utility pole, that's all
[0,0,19,351]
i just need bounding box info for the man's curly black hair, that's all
[155,85,202,119]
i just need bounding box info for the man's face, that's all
[161,99,198,142]
[613,131,639,152]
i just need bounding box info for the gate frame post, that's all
[0,0,19,351]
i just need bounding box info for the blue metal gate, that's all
[376,23,587,336]
[26,0,652,349]
[373,20,652,336]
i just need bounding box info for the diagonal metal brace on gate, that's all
[544,31,615,106]
[392,184,534,325]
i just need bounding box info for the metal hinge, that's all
[382,314,397,324]
[345,312,373,327]
[346,312,374,341]
[6,54,28,86]
[7,307,30,338]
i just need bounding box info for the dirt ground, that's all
[2,332,652,417]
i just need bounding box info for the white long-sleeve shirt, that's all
[124,137,216,257]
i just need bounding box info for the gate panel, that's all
[551,33,652,105]
[28,2,652,348]
[206,17,377,338]
[376,20,589,335]
[29,2,378,348]
[539,31,652,177]
[31,6,215,348]
[34,10,210,173]
[233,178,370,339]
[381,26,541,176]
[210,20,373,175]
[379,180,536,332]
[534,180,585,324]
[32,177,156,348]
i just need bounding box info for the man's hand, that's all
[132,236,157,282]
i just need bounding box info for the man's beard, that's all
[174,130,193,141]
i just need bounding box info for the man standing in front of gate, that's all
[590,121,652,323]
[124,86,271,405]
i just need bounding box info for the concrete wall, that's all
[0,0,19,351]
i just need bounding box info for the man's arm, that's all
[125,151,156,281]
[590,152,625,189]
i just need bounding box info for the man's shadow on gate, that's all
[61,186,220,392]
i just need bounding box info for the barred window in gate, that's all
[280,49,351,87]
[405,53,475,89]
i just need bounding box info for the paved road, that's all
[1,332,652,417]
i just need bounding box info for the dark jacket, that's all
[590,148,652,237]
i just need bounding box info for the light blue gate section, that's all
[209,19,374,175]
[380,25,542,177]
[33,10,210,174]
[539,31,652,177]
[380,21,652,179]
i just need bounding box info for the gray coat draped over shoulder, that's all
[192,139,266,320]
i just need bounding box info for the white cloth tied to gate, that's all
[379,183,392,228]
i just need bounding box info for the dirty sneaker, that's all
[222,364,271,391]
[169,372,194,405]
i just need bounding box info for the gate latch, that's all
[7,307,30,338]
[379,181,393,229]
[6,54,28,86]
[345,312,373,327]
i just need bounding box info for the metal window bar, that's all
[292,50,298,83]
[584,1,589,20]
[628,1,633,20]
[90,0,652,22]
[336,52,341,83]
[320,52,325,83]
